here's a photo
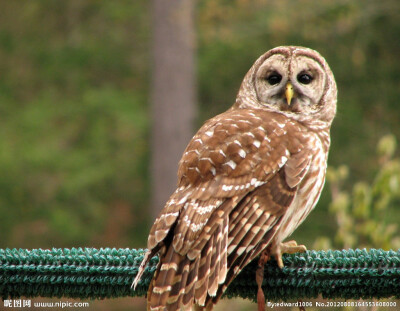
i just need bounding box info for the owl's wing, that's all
[206,170,297,305]
[134,109,313,310]
[147,108,311,253]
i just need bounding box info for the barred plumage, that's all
[133,46,337,310]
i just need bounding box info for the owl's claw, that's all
[255,242,307,311]
[273,240,307,269]
[256,250,269,311]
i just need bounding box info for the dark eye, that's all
[266,73,282,85]
[297,73,313,84]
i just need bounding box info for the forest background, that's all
[0,1,399,310]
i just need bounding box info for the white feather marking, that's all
[153,286,172,294]
[205,130,214,137]
[234,139,242,147]
[190,221,208,232]
[155,229,169,243]
[222,184,233,191]
[183,215,191,226]
[238,119,252,124]
[194,201,221,215]
[238,149,246,158]
[200,157,215,164]
[178,194,189,204]
[253,140,261,148]
[225,160,237,170]
[166,199,176,206]
[160,212,179,219]
[244,223,252,231]
[237,246,246,256]
[187,149,200,155]
[249,179,263,187]
[279,156,288,168]
[228,245,236,253]
[183,202,189,210]
[210,166,216,176]
[161,262,178,271]
[189,166,202,174]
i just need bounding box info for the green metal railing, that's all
[1,248,400,302]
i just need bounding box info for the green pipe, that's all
[1,248,399,302]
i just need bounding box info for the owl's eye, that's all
[266,73,282,85]
[297,73,313,84]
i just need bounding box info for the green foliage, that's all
[315,134,400,251]
[0,88,149,247]
[0,1,150,248]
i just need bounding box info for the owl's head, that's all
[235,46,337,124]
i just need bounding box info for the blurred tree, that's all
[312,134,400,310]
[150,0,196,218]
[315,134,400,251]
[0,1,151,249]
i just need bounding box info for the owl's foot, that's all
[256,250,269,311]
[273,240,307,269]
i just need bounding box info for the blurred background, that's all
[0,0,399,310]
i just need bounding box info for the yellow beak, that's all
[285,82,294,106]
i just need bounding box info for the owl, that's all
[133,46,337,311]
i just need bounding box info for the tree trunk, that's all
[150,0,196,218]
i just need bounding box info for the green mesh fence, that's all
[1,248,399,302]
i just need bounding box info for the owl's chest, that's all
[278,135,328,240]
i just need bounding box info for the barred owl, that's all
[133,46,337,310]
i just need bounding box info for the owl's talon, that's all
[256,251,269,311]
[281,240,307,254]
[281,240,300,248]
[273,240,307,269]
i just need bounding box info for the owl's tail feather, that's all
[194,237,213,305]
[148,245,188,310]
[148,245,202,311]
[148,219,228,311]
[132,246,160,290]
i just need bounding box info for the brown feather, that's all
[194,238,213,305]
